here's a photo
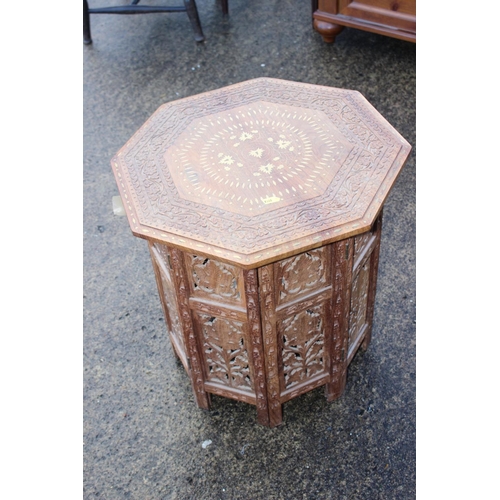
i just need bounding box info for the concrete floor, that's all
[83,1,416,498]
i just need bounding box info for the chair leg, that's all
[183,0,205,42]
[83,0,92,44]
[221,0,228,15]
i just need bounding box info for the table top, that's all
[111,78,411,268]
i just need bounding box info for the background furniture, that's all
[313,0,416,43]
[110,77,411,426]
[83,0,205,43]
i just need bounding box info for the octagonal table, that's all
[111,77,411,427]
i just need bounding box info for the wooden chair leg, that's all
[83,0,92,44]
[183,0,205,42]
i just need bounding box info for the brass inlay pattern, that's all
[165,102,350,216]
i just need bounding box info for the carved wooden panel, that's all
[169,247,210,409]
[276,247,329,306]
[353,230,373,263]
[194,313,253,392]
[262,246,333,403]
[185,253,244,306]
[150,242,186,363]
[258,264,282,426]
[243,268,271,425]
[279,304,328,390]
[348,260,370,350]
[111,77,411,268]
[325,237,353,401]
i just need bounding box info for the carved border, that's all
[148,243,188,370]
[111,78,411,267]
[361,211,383,350]
[243,268,270,426]
[258,264,282,427]
[326,237,354,401]
[169,247,211,409]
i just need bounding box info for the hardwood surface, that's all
[111,77,411,269]
[313,0,416,44]
[147,216,384,426]
[111,78,411,426]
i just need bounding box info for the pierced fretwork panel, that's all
[278,304,327,389]
[185,254,244,305]
[353,230,373,263]
[152,243,186,358]
[349,261,370,348]
[276,248,329,305]
[195,313,253,392]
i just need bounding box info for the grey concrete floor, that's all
[83,1,416,498]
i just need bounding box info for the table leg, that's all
[169,247,211,410]
[313,19,344,43]
[83,0,92,44]
[183,0,205,42]
[258,265,283,427]
[361,212,382,351]
[243,269,271,426]
[326,237,354,401]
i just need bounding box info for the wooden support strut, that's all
[362,210,383,351]
[169,247,211,409]
[258,264,283,427]
[325,237,354,401]
[243,269,271,426]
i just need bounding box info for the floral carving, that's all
[198,314,253,391]
[112,78,410,264]
[277,248,328,304]
[349,262,370,348]
[152,243,184,355]
[279,305,326,389]
[188,254,242,303]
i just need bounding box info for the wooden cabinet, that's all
[313,0,416,44]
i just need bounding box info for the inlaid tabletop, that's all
[111,78,411,268]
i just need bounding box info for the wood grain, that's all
[314,0,416,43]
[113,79,409,425]
[111,77,411,269]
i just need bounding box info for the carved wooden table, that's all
[111,78,411,427]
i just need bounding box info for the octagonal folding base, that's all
[148,213,382,427]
